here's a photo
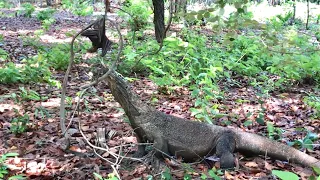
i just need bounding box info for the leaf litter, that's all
[0,8,319,180]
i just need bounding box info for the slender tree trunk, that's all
[152,0,165,43]
[289,0,297,25]
[105,0,110,12]
[46,0,52,6]
[306,0,310,29]
[293,0,296,21]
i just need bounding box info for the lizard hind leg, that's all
[152,137,170,160]
[215,131,236,169]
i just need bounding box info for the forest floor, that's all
[0,8,320,180]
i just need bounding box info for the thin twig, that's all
[60,20,99,137]
[63,88,88,136]
[77,114,144,162]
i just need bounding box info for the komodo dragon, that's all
[105,70,320,169]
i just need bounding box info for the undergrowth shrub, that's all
[43,45,70,70]
[304,93,320,118]
[0,62,22,83]
[117,0,152,31]
[121,28,225,123]
[0,48,8,62]
[36,8,56,21]
[0,55,59,86]
[21,54,53,83]
[41,18,56,31]
[120,11,320,122]
[61,0,93,16]
[19,3,35,18]
[226,35,271,76]
[0,0,12,8]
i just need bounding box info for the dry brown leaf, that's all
[245,161,259,168]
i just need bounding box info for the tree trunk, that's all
[306,0,310,30]
[105,0,110,12]
[152,0,165,43]
[46,0,52,6]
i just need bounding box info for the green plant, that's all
[161,168,172,180]
[8,175,27,180]
[0,0,13,8]
[93,172,118,180]
[0,153,22,179]
[20,55,53,84]
[22,36,45,50]
[37,9,56,31]
[0,56,61,87]
[10,114,30,134]
[266,122,284,140]
[41,18,56,31]
[17,87,44,101]
[204,168,223,180]
[120,9,320,124]
[44,45,70,70]
[62,0,93,16]
[276,11,293,24]
[0,48,8,62]
[35,106,51,119]
[288,131,318,150]
[34,29,45,36]
[0,55,60,87]
[0,62,23,84]
[272,170,299,180]
[0,0,7,8]
[36,9,56,21]
[117,0,152,31]
[310,166,320,179]
[121,29,226,123]
[304,94,320,118]
[20,3,35,18]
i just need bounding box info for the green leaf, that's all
[93,172,104,180]
[197,13,203,20]
[201,173,207,179]
[313,167,320,175]
[243,120,252,126]
[218,8,224,16]
[256,114,265,125]
[188,11,198,16]
[191,89,200,97]
[161,170,171,180]
[4,153,19,157]
[190,108,202,116]
[8,175,27,180]
[207,16,219,23]
[203,12,210,18]
[198,9,206,14]
[195,99,202,107]
[207,8,215,12]
[303,139,313,150]
[208,170,221,180]
[306,132,318,140]
[272,170,299,180]
[267,122,274,139]
[184,173,192,180]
